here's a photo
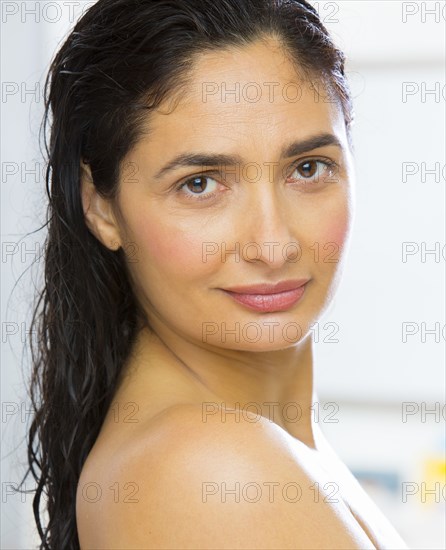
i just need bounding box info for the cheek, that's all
[326,217,350,248]
[128,214,216,280]
[304,200,351,266]
[319,192,352,249]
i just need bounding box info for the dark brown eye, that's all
[297,160,318,178]
[177,175,219,201]
[186,176,209,193]
[288,159,335,184]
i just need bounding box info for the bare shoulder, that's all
[76,404,375,549]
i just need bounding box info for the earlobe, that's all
[80,160,122,251]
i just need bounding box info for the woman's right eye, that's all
[176,175,220,202]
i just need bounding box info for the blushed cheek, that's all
[330,194,353,246]
[315,207,351,264]
[131,217,215,279]
[328,217,350,248]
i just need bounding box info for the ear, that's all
[80,160,122,251]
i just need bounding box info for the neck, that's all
[122,320,318,449]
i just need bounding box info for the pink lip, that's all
[220,279,310,313]
[222,279,310,295]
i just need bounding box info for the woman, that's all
[24,0,409,548]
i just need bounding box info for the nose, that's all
[240,181,299,268]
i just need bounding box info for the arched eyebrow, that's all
[153,132,343,180]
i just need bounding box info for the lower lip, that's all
[221,284,307,313]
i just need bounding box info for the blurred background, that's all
[1,1,445,548]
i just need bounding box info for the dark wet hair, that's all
[20,0,354,547]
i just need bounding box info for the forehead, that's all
[139,38,346,156]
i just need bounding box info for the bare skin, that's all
[76,37,408,549]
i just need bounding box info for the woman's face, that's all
[106,38,355,351]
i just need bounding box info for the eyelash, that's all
[174,158,339,202]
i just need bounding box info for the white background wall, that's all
[1,1,445,548]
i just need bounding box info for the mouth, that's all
[219,279,310,313]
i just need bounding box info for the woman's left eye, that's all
[288,159,336,184]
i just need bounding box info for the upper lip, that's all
[221,279,310,295]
